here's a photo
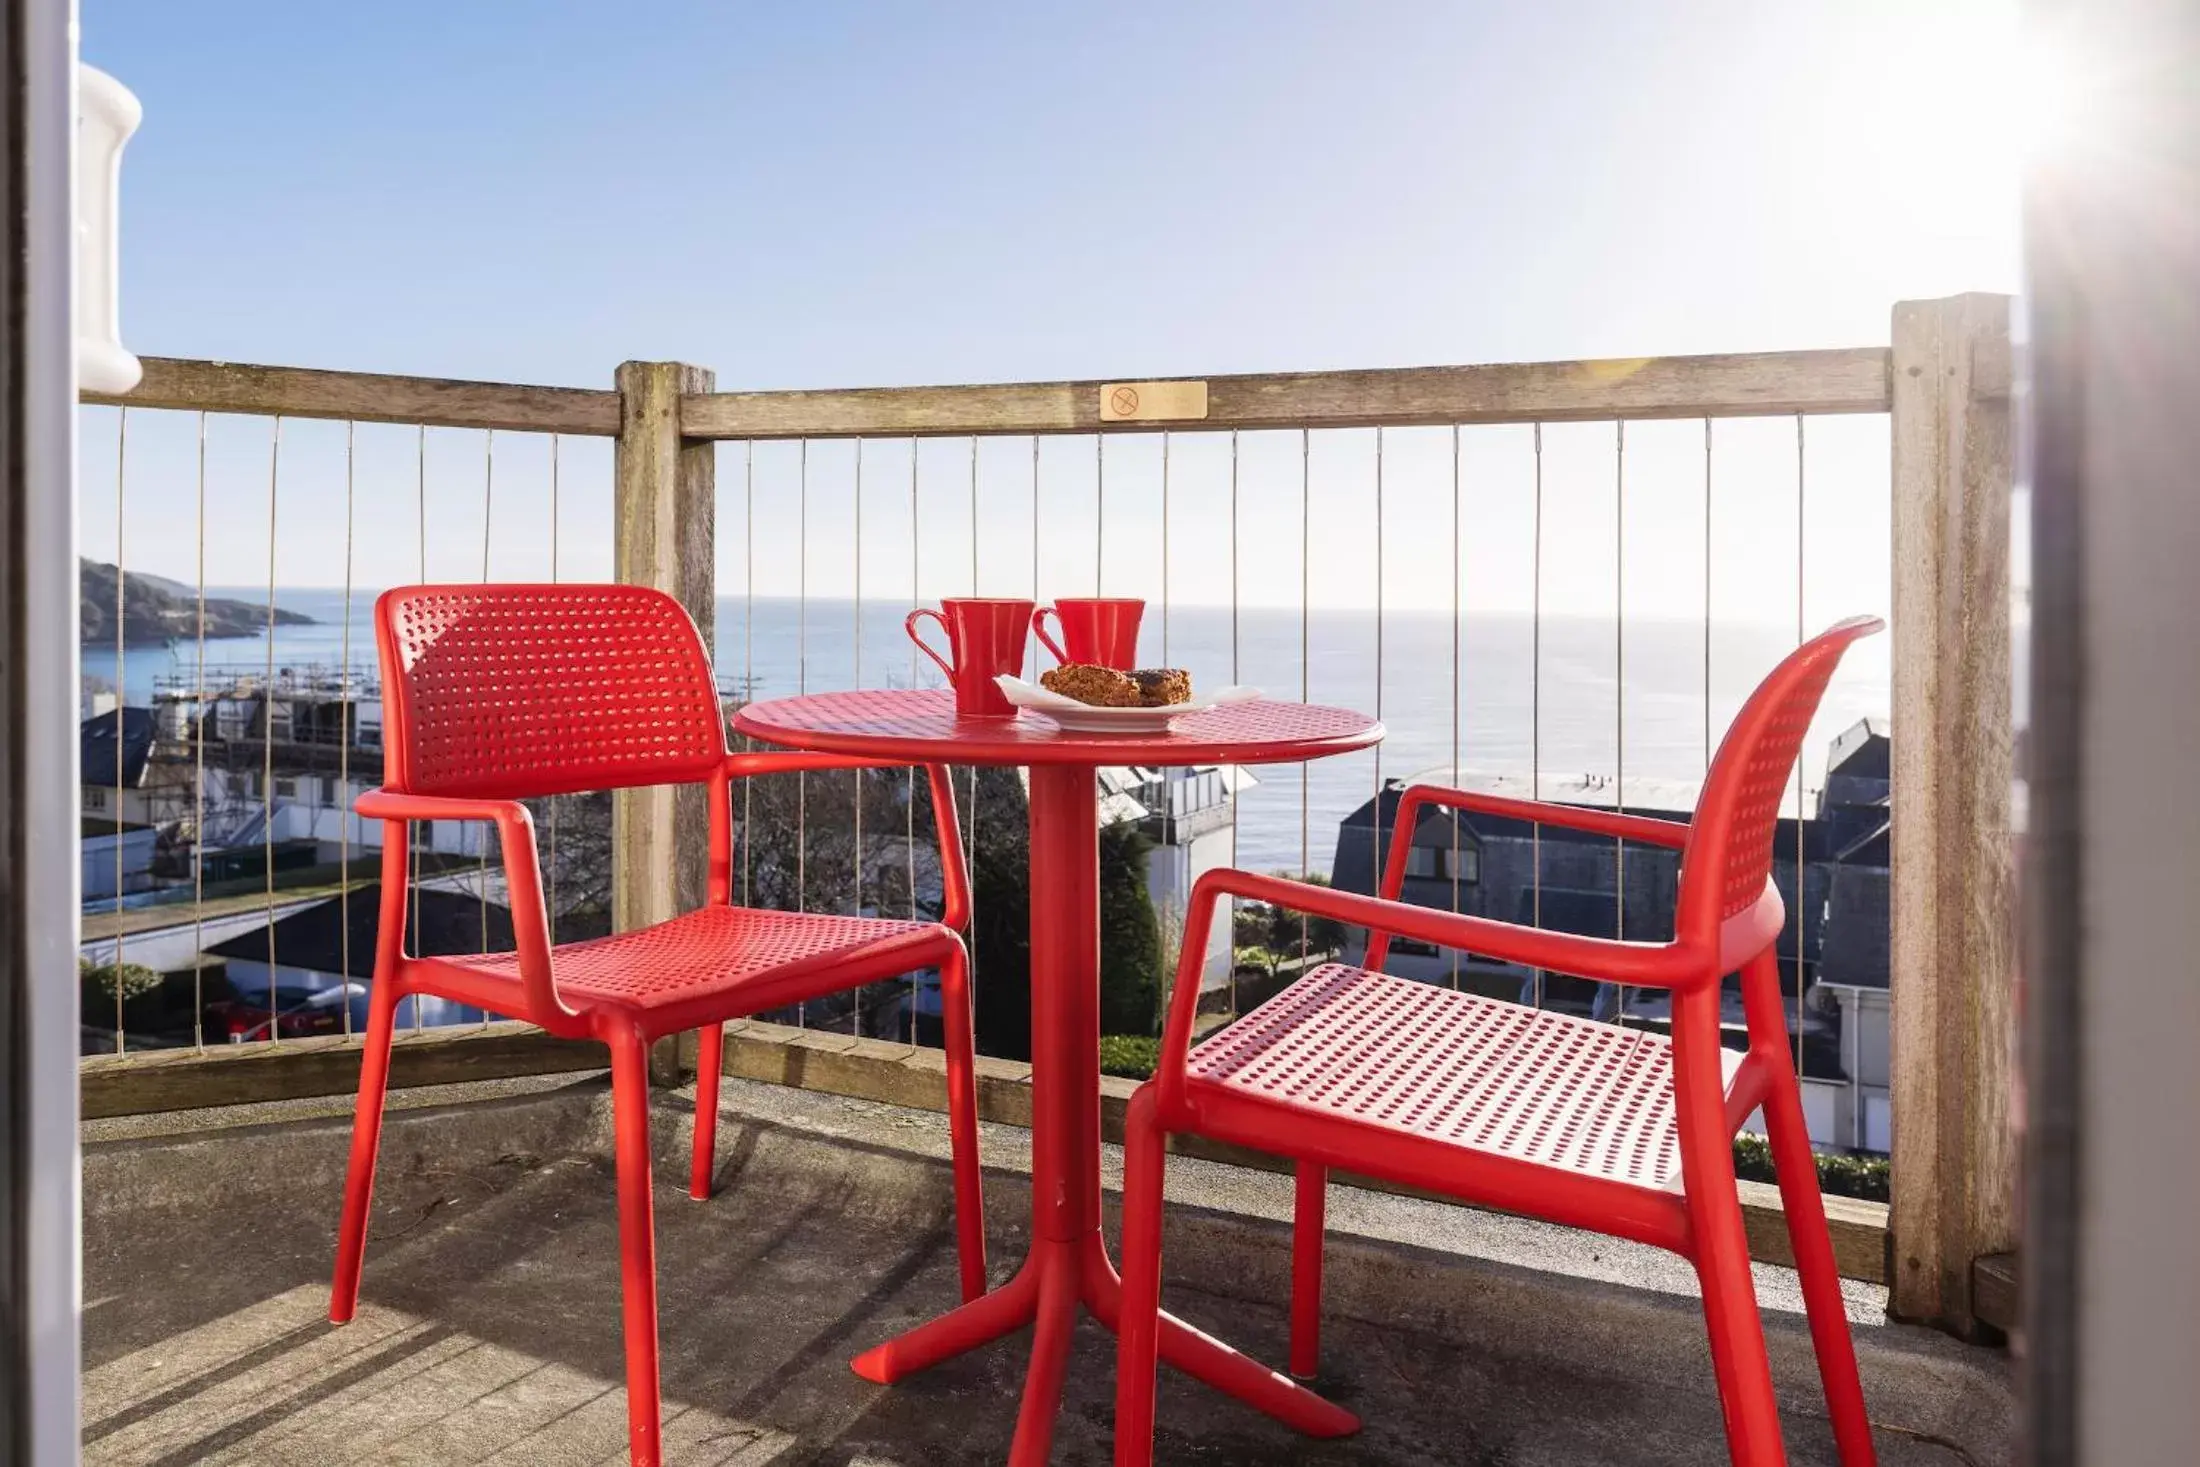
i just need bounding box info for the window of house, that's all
[318,777,336,808]
[1402,844,1480,884]
[85,786,106,811]
[1390,937,1441,957]
[274,777,298,801]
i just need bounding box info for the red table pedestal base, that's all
[851,1231,1357,1464]
[847,765,1357,1464]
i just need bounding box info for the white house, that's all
[1100,764,1254,992]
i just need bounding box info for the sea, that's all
[83,589,1891,877]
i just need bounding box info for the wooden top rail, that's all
[80,346,1900,440]
[678,346,1893,440]
[82,356,622,435]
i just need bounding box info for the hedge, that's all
[1731,1132,1890,1203]
[1099,1034,1160,1080]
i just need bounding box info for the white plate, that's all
[994,675,1259,733]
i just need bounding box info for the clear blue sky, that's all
[80,1,2022,614]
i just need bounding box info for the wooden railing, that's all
[77,293,2017,1333]
[90,346,1892,438]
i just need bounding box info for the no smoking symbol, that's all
[1109,386,1141,416]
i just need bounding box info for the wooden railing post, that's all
[613,360,716,1083]
[1888,293,2017,1335]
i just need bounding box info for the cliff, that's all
[79,559,315,647]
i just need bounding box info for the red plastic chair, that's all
[1116,617,1884,1467]
[328,585,987,1467]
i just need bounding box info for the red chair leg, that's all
[1746,975,1876,1465]
[610,1026,664,1467]
[1763,1076,1876,1466]
[330,978,400,1324]
[690,1021,723,1201]
[939,941,987,1302]
[1672,989,1787,1467]
[1114,1084,1167,1467]
[1289,1162,1326,1380]
[1693,1196,1787,1467]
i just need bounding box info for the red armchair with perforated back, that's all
[329,585,987,1467]
[1115,617,1885,1467]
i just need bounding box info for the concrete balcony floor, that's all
[85,1071,2012,1465]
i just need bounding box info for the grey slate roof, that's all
[81,706,156,789]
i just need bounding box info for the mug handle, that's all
[1032,606,1069,664]
[906,608,957,681]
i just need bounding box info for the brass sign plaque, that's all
[1099,379,1209,423]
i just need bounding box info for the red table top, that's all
[733,688,1383,768]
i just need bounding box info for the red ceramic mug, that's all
[906,598,1035,718]
[1032,596,1144,669]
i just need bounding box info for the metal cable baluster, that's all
[481,430,494,579]
[743,441,754,908]
[1450,424,1462,991]
[263,416,283,1042]
[1614,420,1627,1029]
[478,430,492,987]
[111,408,127,1052]
[797,439,809,1026]
[339,421,355,1040]
[963,435,990,1002]
[1375,429,1386,924]
[907,437,920,1046]
[191,412,209,1048]
[548,433,560,944]
[1370,429,1385,977]
[1227,429,1240,1019]
[853,439,865,1033]
[1096,433,1105,594]
[1531,422,1544,1011]
[1795,412,1808,1076]
[1159,428,1174,1029]
[1704,419,1713,775]
[1299,427,1310,964]
[411,426,426,1031]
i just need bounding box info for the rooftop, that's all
[81,704,155,788]
[85,1069,2011,1465]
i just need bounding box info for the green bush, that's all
[1731,1132,1890,1203]
[1099,1034,1160,1081]
[1097,821,1161,1038]
[80,957,173,1037]
[80,958,163,1003]
[1226,872,1350,980]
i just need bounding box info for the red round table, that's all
[733,688,1383,1464]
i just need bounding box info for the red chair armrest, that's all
[1366,784,1691,970]
[351,788,567,1027]
[355,788,530,826]
[713,754,969,930]
[1389,787,1691,860]
[724,751,908,780]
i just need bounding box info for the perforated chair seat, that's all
[1184,963,1744,1191]
[428,906,949,1014]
